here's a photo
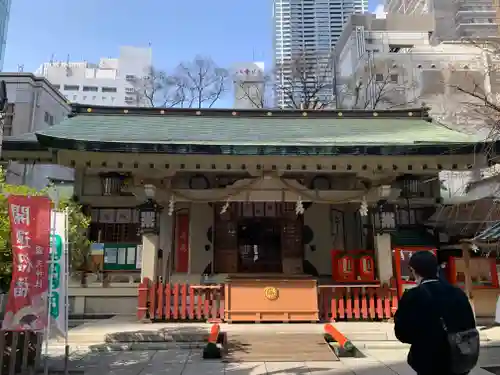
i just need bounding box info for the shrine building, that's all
[2,104,497,322]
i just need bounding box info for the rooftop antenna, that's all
[49,53,55,65]
[65,54,72,77]
[17,64,24,72]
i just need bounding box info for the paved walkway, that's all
[45,345,500,375]
[57,317,500,348]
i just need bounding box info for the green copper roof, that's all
[36,113,478,147]
[0,106,483,156]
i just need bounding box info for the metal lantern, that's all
[372,200,397,233]
[137,199,162,234]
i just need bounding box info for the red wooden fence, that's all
[137,278,225,322]
[138,278,399,322]
[318,285,398,321]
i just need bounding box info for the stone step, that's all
[225,333,338,362]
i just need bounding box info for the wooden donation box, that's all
[224,274,319,322]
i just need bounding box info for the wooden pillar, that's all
[461,241,475,315]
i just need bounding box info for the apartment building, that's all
[385,0,500,41]
[34,46,152,107]
[334,14,490,117]
[334,13,495,200]
[0,73,73,189]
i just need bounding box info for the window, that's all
[125,87,135,93]
[72,95,77,101]
[44,111,54,125]
[83,95,87,100]
[125,75,135,81]
[92,96,96,101]
[375,73,384,82]
[63,85,79,91]
[102,87,117,93]
[3,103,15,136]
[82,86,98,92]
[88,207,141,270]
[390,74,398,83]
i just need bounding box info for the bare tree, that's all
[132,66,185,108]
[276,52,337,109]
[174,56,229,108]
[235,52,336,109]
[340,56,417,110]
[438,41,500,140]
[233,67,271,109]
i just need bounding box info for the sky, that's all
[4,0,381,74]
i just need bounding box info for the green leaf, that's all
[0,169,91,291]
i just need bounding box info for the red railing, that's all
[138,278,399,322]
[318,285,398,321]
[137,278,225,322]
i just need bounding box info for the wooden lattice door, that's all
[213,203,238,273]
[281,203,304,274]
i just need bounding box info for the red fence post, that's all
[165,283,172,320]
[181,284,188,320]
[137,277,150,321]
[157,282,164,320]
[173,283,180,320]
[149,280,158,320]
[189,286,195,320]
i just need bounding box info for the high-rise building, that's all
[273,0,367,108]
[0,0,11,71]
[34,46,152,107]
[385,0,500,41]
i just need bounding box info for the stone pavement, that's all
[56,317,500,349]
[45,346,500,375]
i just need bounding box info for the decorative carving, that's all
[264,286,279,301]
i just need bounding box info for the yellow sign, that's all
[264,287,279,301]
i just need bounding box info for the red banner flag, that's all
[2,195,51,331]
[175,214,189,273]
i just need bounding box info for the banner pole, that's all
[44,195,58,375]
[64,208,69,375]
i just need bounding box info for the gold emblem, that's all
[264,287,279,301]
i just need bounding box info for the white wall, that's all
[0,73,73,189]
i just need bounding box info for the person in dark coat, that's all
[394,251,476,375]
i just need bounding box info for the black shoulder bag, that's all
[421,283,479,375]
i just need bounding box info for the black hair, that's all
[408,251,438,279]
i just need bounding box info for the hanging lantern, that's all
[372,200,397,233]
[137,199,162,234]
